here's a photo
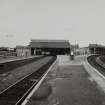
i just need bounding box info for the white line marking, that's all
[21,58,58,105]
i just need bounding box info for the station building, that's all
[89,44,105,55]
[74,47,90,55]
[29,39,70,56]
[16,46,31,57]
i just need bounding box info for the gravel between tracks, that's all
[0,57,52,92]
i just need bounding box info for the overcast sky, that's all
[0,0,105,47]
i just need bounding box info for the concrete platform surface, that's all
[26,55,105,105]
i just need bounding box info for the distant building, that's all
[89,44,105,55]
[74,44,105,56]
[0,47,16,57]
[29,39,70,55]
[16,46,31,57]
[74,47,90,55]
[0,47,8,51]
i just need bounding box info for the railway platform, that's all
[0,56,41,64]
[25,55,105,105]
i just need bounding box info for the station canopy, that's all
[29,39,70,48]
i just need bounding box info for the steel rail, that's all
[0,56,56,105]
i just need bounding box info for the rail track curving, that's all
[87,55,105,76]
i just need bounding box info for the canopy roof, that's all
[29,39,70,48]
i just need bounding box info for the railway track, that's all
[87,55,105,77]
[0,56,56,105]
